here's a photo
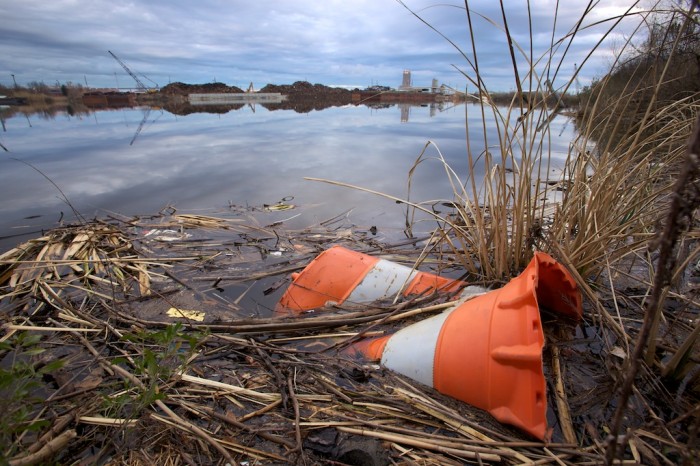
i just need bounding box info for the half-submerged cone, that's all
[275,245,464,315]
[347,251,583,440]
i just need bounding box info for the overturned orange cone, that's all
[276,245,464,315]
[347,251,582,440]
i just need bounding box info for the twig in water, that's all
[287,372,303,459]
[10,158,87,225]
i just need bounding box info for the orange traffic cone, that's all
[346,251,582,440]
[275,245,464,316]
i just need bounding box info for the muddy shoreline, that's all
[0,208,697,465]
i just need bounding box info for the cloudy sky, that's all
[1,0,645,92]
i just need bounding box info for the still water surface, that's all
[0,102,573,251]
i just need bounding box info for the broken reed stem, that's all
[213,438,287,463]
[78,416,138,427]
[8,429,77,466]
[25,413,75,456]
[332,412,552,449]
[250,339,290,407]
[314,374,353,403]
[180,373,277,402]
[606,113,700,464]
[150,412,237,463]
[551,345,577,445]
[386,300,457,322]
[287,372,303,456]
[267,331,385,343]
[326,300,413,352]
[181,373,331,403]
[336,426,502,462]
[192,263,306,282]
[392,385,503,441]
[391,385,533,463]
[188,403,296,449]
[4,324,101,333]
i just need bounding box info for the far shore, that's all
[2,79,581,114]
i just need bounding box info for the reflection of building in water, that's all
[397,101,453,123]
[400,104,410,123]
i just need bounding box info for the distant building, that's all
[400,70,412,90]
[399,70,441,93]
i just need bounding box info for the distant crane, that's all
[130,108,151,145]
[130,108,163,145]
[108,50,157,92]
[573,63,581,96]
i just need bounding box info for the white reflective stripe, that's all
[346,259,417,303]
[380,308,455,387]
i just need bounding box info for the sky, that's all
[0,0,647,93]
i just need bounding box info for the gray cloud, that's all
[0,1,644,91]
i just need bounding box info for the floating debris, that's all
[166,307,206,321]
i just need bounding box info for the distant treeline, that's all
[577,9,699,148]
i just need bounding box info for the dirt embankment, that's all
[156,80,354,114]
[159,82,245,95]
[152,82,245,115]
[260,81,354,113]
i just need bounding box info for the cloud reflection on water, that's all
[0,103,573,250]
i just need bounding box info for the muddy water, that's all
[0,102,574,252]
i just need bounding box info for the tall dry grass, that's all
[395,1,664,279]
[313,0,698,319]
[396,0,698,310]
[395,1,699,462]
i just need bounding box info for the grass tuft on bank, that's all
[399,0,699,463]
